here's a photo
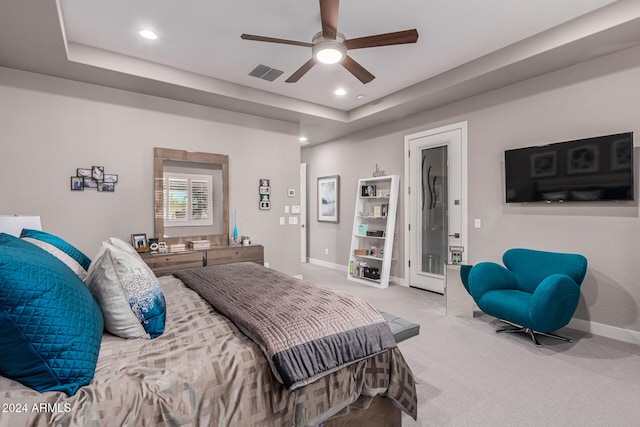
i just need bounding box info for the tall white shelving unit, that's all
[347,175,399,289]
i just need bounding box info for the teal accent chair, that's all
[461,248,587,347]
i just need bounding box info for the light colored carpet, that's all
[301,263,640,427]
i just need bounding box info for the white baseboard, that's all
[389,276,407,287]
[568,317,640,345]
[305,260,640,345]
[307,259,408,286]
[307,258,348,272]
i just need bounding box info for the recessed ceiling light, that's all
[299,137,308,143]
[334,88,347,96]
[356,94,366,100]
[139,29,158,40]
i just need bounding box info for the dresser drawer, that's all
[141,251,204,277]
[206,245,264,266]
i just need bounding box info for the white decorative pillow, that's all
[86,239,166,339]
[106,236,139,256]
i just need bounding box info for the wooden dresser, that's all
[141,245,264,277]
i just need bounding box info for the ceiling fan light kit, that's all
[240,0,418,84]
[312,32,346,64]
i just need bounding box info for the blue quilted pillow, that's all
[20,229,92,280]
[0,233,103,395]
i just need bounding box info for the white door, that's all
[405,122,467,293]
[300,163,307,263]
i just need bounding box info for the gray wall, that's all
[0,67,302,277]
[302,45,640,333]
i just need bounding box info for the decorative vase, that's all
[233,210,239,240]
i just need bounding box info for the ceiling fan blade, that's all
[341,55,375,84]
[285,58,317,83]
[241,33,312,48]
[320,0,339,39]
[344,29,419,50]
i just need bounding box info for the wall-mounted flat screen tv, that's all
[505,132,634,203]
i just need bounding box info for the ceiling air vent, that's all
[248,64,284,82]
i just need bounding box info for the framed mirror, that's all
[154,147,229,246]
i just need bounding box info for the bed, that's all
[0,232,417,426]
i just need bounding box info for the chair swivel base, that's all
[496,320,573,347]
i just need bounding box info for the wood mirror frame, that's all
[154,147,229,246]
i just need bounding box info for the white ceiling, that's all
[1,0,640,144]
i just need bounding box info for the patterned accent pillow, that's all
[0,233,103,395]
[86,239,166,339]
[20,229,91,280]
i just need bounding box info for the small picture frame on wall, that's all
[103,173,118,183]
[70,176,84,191]
[92,166,105,180]
[84,177,98,188]
[131,233,148,253]
[77,168,92,178]
[98,182,115,192]
[260,200,271,210]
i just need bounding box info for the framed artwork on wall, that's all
[70,176,84,191]
[92,166,105,180]
[98,182,115,192]
[77,168,92,178]
[104,174,118,183]
[317,175,339,223]
[73,166,117,192]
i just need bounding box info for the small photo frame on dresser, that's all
[131,233,148,253]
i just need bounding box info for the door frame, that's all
[404,121,468,290]
[300,163,307,263]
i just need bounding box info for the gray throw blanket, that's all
[175,262,397,390]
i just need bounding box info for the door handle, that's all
[448,233,460,238]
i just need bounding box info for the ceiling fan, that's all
[240,0,419,84]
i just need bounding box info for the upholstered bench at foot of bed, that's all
[380,312,420,343]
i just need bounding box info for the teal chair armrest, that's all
[530,274,581,333]
[468,262,519,301]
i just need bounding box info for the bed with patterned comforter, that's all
[0,264,417,427]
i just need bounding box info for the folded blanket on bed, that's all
[175,262,397,390]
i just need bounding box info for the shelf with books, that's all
[347,175,399,289]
